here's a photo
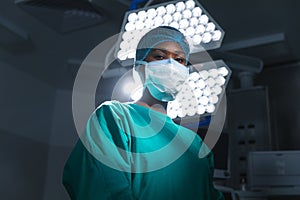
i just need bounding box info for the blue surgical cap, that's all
[135,26,190,65]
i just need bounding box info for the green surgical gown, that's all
[63,101,224,200]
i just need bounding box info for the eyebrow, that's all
[150,48,185,57]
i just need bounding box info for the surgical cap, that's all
[135,26,190,65]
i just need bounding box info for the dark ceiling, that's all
[1,0,299,91]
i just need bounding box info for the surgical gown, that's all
[63,101,224,200]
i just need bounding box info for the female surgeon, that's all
[63,26,224,200]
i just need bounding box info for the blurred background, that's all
[0,0,300,199]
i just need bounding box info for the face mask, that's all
[136,58,189,102]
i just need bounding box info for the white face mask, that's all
[136,58,189,102]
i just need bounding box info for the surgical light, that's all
[166,4,176,14]
[199,15,209,25]
[185,0,196,9]
[147,8,157,19]
[116,0,225,63]
[169,21,179,29]
[137,10,147,21]
[195,24,205,34]
[202,32,212,43]
[163,14,173,24]
[135,20,144,30]
[167,60,231,119]
[179,19,189,29]
[186,27,195,36]
[206,22,216,32]
[173,12,182,21]
[192,7,202,17]
[145,18,154,28]
[189,17,198,27]
[212,30,222,41]
[176,2,186,12]
[154,16,164,26]
[128,13,137,22]
[156,6,167,16]
[182,9,192,19]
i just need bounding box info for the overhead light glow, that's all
[173,12,183,21]
[189,17,199,27]
[192,7,202,17]
[192,34,202,45]
[206,22,216,32]
[145,18,154,28]
[186,27,195,36]
[206,103,215,113]
[128,13,137,22]
[137,10,147,21]
[195,24,205,34]
[135,20,144,30]
[179,19,189,29]
[212,30,222,41]
[130,86,143,101]
[166,4,176,14]
[199,15,209,25]
[185,0,196,10]
[117,0,225,62]
[146,8,157,19]
[125,22,135,31]
[169,21,179,29]
[163,14,173,24]
[182,9,192,19]
[176,2,186,12]
[156,6,167,16]
[202,32,212,43]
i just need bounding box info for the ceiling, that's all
[1,0,299,92]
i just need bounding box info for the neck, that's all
[136,88,168,114]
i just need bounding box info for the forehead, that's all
[152,41,185,56]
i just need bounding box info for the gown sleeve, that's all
[62,102,135,200]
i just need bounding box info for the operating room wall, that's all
[0,61,55,199]
[42,77,123,199]
[255,62,300,150]
[42,89,82,200]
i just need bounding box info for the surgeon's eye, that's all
[154,55,166,60]
[175,57,187,66]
